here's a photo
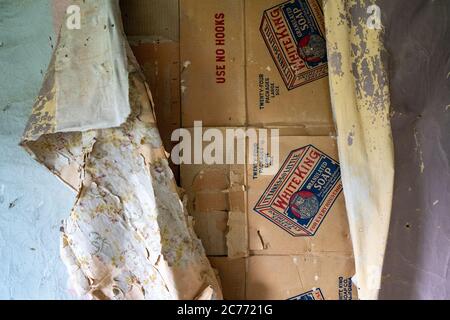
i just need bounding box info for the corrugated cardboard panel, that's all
[245,0,333,126]
[121,0,179,40]
[181,130,353,257]
[175,0,357,300]
[246,255,356,300]
[179,0,334,127]
[180,128,248,257]
[211,254,356,300]
[209,257,247,300]
[247,135,353,255]
[180,0,246,127]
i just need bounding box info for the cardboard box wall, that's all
[122,0,357,300]
[210,255,355,300]
[180,128,248,258]
[179,0,356,300]
[181,131,353,256]
[181,129,356,299]
[180,0,333,128]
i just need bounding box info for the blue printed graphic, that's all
[289,288,324,300]
[287,157,340,227]
[281,0,327,68]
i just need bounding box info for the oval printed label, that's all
[253,145,342,236]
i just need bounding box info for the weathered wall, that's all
[379,0,450,299]
[0,0,73,299]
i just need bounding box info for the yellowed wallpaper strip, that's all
[323,0,394,300]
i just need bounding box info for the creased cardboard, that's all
[180,128,248,258]
[176,0,358,300]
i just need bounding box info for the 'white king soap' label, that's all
[253,145,342,236]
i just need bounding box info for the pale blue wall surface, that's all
[0,0,74,299]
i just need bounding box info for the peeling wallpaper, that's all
[0,0,448,301]
[0,0,73,299]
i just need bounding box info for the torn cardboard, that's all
[180,128,248,258]
[180,128,357,299]
[181,132,353,254]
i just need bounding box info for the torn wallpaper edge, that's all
[20,0,222,300]
[323,0,394,300]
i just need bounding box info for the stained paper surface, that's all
[323,0,394,300]
[21,0,221,300]
[55,0,130,133]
